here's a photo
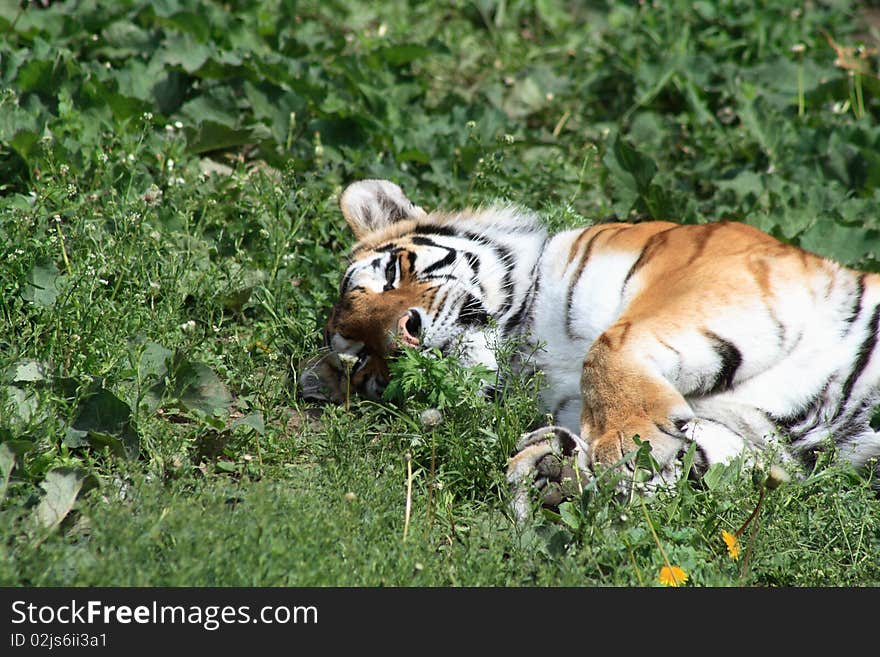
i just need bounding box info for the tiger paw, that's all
[588,418,690,490]
[506,426,592,521]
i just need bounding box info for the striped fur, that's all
[303,179,880,510]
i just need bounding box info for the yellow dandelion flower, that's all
[722,530,740,560]
[658,565,688,587]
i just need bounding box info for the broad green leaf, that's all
[176,360,233,416]
[100,20,153,57]
[244,81,306,145]
[5,359,49,384]
[701,462,726,491]
[146,351,232,417]
[184,122,268,154]
[180,94,237,128]
[536,0,573,32]
[165,11,213,43]
[231,411,265,435]
[139,342,173,381]
[22,258,62,307]
[63,385,139,459]
[502,76,548,119]
[372,44,433,67]
[603,135,658,217]
[34,468,96,532]
[716,170,764,202]
[0,443,14,500]
[798,219,880,267]
[3,385,41,429]
[701,457,744,492]
[558,501,580,531]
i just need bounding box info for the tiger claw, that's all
[507,426,592,522]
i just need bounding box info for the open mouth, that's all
[397,310,421,348]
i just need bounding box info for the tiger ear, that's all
[340,179,427,239]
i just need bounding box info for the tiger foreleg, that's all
[581,322,702,481]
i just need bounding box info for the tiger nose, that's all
[397,311,421,347]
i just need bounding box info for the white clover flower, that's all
[142,185,162,206]
[180,320,196,332]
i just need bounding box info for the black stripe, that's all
[463,251,480,275]
[493,242,516,317]
[423,246,456,274]
[704,331,742,394]
[411,228,514,315]
[770,382,828,435]
[653,421,683,440]
[689,444,710,480]
[339,268,355,294]
[844,273,867,329]
[830,400,871,447]
[430,287,450,317]
[506,249,544,335]
[504,293,531,334]
[834,303,880,421]
[564,231,607,340]
[457,294,489,326]
[383,256,397,291]
[410,224,458,238]
[622,227,676,287]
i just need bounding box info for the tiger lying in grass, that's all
[300,179,880,519]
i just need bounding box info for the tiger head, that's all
[300,179,535,405]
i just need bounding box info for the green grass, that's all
[1,0,879,587]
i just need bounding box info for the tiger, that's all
[300,178,880,519]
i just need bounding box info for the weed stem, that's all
[403,452,413,542]
[55,223,71,273]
